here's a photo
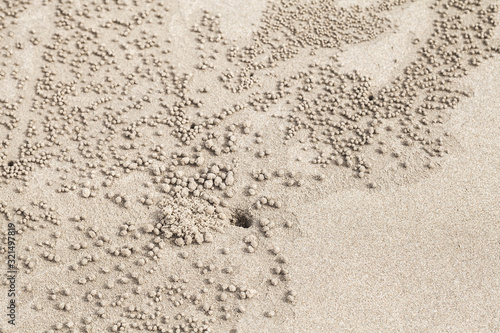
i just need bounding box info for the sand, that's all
[0,0,499,332]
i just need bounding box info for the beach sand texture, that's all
[0,0,499,332]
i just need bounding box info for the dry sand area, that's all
[0,0,499,332]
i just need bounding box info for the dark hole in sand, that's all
[368,95,374,101]
[7,161,14,167]
[231,210,253,228]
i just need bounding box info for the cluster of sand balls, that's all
[1,196,293,332]
[147,195,227,247]
[1,0,496,190]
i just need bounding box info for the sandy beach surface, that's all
[0,0,499,332]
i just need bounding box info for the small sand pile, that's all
[147,196,228,247]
